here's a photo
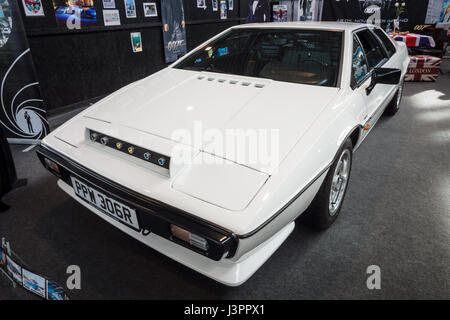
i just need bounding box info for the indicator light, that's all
[170,225,209,251]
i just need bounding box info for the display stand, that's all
[0,238,16,288]
[0,237,69,300]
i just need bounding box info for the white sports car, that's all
[37,22,409,286]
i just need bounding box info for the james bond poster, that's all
[322,0,430,31]
[0,0,49,141]
[161,0,187,63]
[21,0,45,16]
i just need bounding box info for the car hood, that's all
[84,68,339,174]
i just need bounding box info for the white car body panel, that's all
[39,22,409,286]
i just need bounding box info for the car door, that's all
[350,33,373,143]
[352,28,393,133]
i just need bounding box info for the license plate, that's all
[70,176,140,231]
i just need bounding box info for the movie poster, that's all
[298,0,323,21]
[130,32,142,52]
[273,5,288,22]
[220,0,227,19]
[52,0,97,29]
[21,0,45,16]
[0,0,49,142]
[143,2,157,17]
[247,0,270,22]
[322,0,429,32]
[124,0,136,18]
[161,0,187,63]
[103,0,115,9]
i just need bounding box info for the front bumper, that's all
[58,178,294,286]
[36,145,237,261]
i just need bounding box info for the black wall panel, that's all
[19,0,252,113]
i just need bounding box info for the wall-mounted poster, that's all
[322,0,428,31]
[130,32,142,52]
[197,0,206,9]
[212,0,218,11]
[124,0,136,18]
[143,2,157,17]
[22,0,45,16]
[1,0,49,142]
[247,0,270,22]
[22,268,46,298]
[273,4,287,22]
[52,0,97,29]
[161,0,187,63]
[228,0,233,10]
[103,9,120,25]
[220,0,227,19]
[103,0,115,9]
[6,255,22,283]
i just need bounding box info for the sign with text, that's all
[0,0,49,141]
[161,0,187,63]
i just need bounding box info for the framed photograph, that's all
[124,0,136,18]
[103,0,116,9]
[197,0,206,9]
[22,268,46,298]
[143,2,157,17]
[22,0,45,16]
[220,0,227,19]
[6,255,22,283]
[103,9,121,26]
[0,248,6,266]
[130,32,143,53]
[212,0,218,11]
[228,0,233,11]
[47,281,66,300]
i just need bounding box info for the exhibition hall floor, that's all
[1,70,449,299]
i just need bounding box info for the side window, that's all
[373,28,396,58]
[356,29,387,68]
[351,36,369,88]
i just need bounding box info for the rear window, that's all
[174,28,343,87]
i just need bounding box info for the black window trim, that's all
[369,26,397,58]
[350,27,389,90]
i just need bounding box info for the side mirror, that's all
[366,67,401,95]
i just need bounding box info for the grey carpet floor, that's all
[0,69,449,300]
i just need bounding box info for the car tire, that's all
[384,79,404,116]
[301,138,353,230]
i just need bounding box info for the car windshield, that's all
[174,28,343,87]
